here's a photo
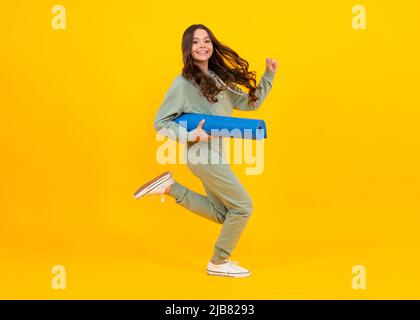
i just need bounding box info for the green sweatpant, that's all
[168,140,253,261]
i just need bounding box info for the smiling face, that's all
[191,28,213,65]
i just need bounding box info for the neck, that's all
[194,61,209,74]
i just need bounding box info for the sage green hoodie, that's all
[153,67,276,144]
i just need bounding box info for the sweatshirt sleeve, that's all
[153,80,197,144]
[231,68,276,111]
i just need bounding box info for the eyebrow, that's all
[193,37,211,40]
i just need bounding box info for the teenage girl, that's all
[134,24,278,278]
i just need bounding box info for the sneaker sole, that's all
[133,171,172,199]
[206,270,251,278]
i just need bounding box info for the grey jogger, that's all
[167,142,253,262]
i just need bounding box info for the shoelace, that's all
[150,185,165,203]
[153,183,167,203]
[150,194,165,203]
[225,260,243,271]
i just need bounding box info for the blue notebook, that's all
[174,113,267,140]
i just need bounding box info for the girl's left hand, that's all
[266,58,279,73]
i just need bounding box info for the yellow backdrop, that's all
[1,0,419,299]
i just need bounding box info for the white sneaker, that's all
[207,260,251,278]
[133,171,174,201]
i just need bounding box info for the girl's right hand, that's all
[190,119,214,142]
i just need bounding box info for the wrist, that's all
[262,67,276,83]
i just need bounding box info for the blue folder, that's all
[173,113,267,140]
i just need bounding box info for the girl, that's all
[134,24,278,278]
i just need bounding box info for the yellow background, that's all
[1,0,419,299]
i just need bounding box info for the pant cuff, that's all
[214,246,230,260]
[211,251,228,264]
[168,181,187,203]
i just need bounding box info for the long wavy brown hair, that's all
[181,24,258,106]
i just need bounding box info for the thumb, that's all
[197,118,205,130]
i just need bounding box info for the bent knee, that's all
[243,200,253,217]
[232,199,253,218]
